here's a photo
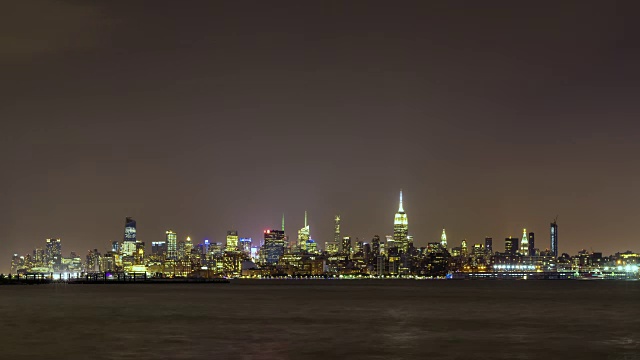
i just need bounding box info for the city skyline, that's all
[2,2,640,272]
[6,187,635,275]
[2,187,635,273]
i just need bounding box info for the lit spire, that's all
[304,210,308,228]
[282,213,285,232]
[398,189,404,212]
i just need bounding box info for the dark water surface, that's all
[1,280,639,359]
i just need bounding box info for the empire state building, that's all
[393,190,409,253]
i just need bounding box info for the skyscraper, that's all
[371,235,381,256]
[520,228,529,256]
[334,215,341,245]
[240,238,252,255]
[393,190,409,253]
[151,241,167,258]
[297,211,310,252]
[166,229,177,260]
[342,236,352,257]
[124,217,137,242]
[505,237,517,255]
[45,238,62,268]
[485,237,493,254]
[262,229,286,264]
[122,217,137,256]
[441,229,447,248]
[528,232,535,256]
[550,219,558,257]
[226,230,239,252]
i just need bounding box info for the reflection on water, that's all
[1,280,639,359]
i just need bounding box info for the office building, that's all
[152,241,167,258]
[166,229,177,260]
[240,238,252,255]
[371,235,381,256]
[262,229,286,264]
[342,236,352,257]
[485,237,493,255]
[528,232,535,256]
[226,230,239,252]
[505,237,518,255]
[45,238,62,268]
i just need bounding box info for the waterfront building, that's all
[393,190,409,253]
[520,228,529,256]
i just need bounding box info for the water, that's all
[1,280,639,359]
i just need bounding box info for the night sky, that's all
[2,1,639,272]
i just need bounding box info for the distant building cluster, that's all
[8,191,640,280]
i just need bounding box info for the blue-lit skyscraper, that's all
[240,238,252,255]
[124,217,136,242]
[550,220,558,257]
[122,217,137,256]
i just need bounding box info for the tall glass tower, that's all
[440,229,447,248]
[550,220,558,257]
[122,217,137,256]
[393,190,409,253]
[45,238,62,268]
[166,229,177,260]
[124,217,137,243]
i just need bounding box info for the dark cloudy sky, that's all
[1,1,639,272]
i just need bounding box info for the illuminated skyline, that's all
[2,2,640,272]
